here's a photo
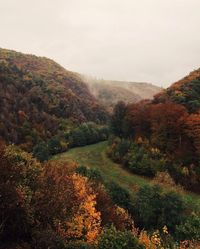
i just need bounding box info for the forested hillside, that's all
[154,68,200,112]
[83,76,161,109]
[0,49,108,149]
[0,49,200,249]
[109,68,200,193]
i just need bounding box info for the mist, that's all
[0,0,200,87]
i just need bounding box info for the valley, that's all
[53,141,200,208]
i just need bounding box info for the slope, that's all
[0,48,108,146]
[83,76,161,109]
[54,141,200,207]
[154,68,200,113]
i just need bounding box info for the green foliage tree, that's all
[98,225,144,249]
[106,182,132,211]
[110,101,127,137]
[48,136,62,155]
[176,214,200,241]
[76,165,103,182]
[133,185,185,232]
[33,142,49,162]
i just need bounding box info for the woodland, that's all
[0,49,200,249]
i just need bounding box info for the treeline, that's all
[1,141,200,249]
[33,122,109,162]
[109,100,200,193]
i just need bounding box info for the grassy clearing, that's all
[53,141,200,207]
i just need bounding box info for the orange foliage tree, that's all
[33,161,101,243]
[185,113,200,156]
[149,103,188,154]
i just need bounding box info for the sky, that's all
[0,0,200,87]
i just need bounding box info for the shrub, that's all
[176,214,200,241]
[133,185,185,232]
[98,225,144,249]
[105,182,132,211]
[76,166,103,182]
[33,142,49,162]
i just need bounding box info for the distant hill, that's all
[0,48,108,146]
[83,76,162,109]
[154,68,200,113]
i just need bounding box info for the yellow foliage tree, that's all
[33,161,101,243]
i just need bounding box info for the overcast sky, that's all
[1,0,200,87]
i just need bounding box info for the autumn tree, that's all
[150,103,188,154]
[185,113,200,156]
[33,161,101,244]
[0,142,41,242]
[125,101,151,139]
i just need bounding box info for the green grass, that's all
[53,141,200,207]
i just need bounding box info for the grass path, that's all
[53,141,200,206]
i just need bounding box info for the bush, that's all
[106,182,132,211]
[132,185,185,232]
[176,214,200,241]
[32,229,66,249]
[65,242,93,249]
[98,225,144,249]
[76,165,103,182]
[68,123,109,147]
[107,139,166,177]
[48,136,63,155]
[33,142,49,162]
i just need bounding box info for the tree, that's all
[176,214,200,241]
[133,185,185,232]
[106,182,132,211]
[125,101,151,139]
[33,161,101,243]
[110,101,127,137]
[98,225,144,249]
[33,142,49,162]
[150,103,188,154]
[185,114,200,156]
[0,142,41,242]
[48,136,62,155]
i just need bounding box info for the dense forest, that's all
[0,48,108,150]
[0,49,200,249]
[109,68,200,193]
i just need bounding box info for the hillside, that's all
[108,68,200,193]
[154,68,200,113]
[83,76,161,109]
[53,141,200,206]
[0,48,108,147]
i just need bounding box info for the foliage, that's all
[68,122,109,147]
[33,141,49,162]
[0,142,41,242]
[31,229,66,249]
[108,138,166,177]
[98,225,144,249]
[0,48,108,150]
[109,99,200,192]
[176,214,200,241]
[132,185,186,232]
[33,161,101,243]
[76,165,103,182]
[105,182,133,211]
[110,101,127,137]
